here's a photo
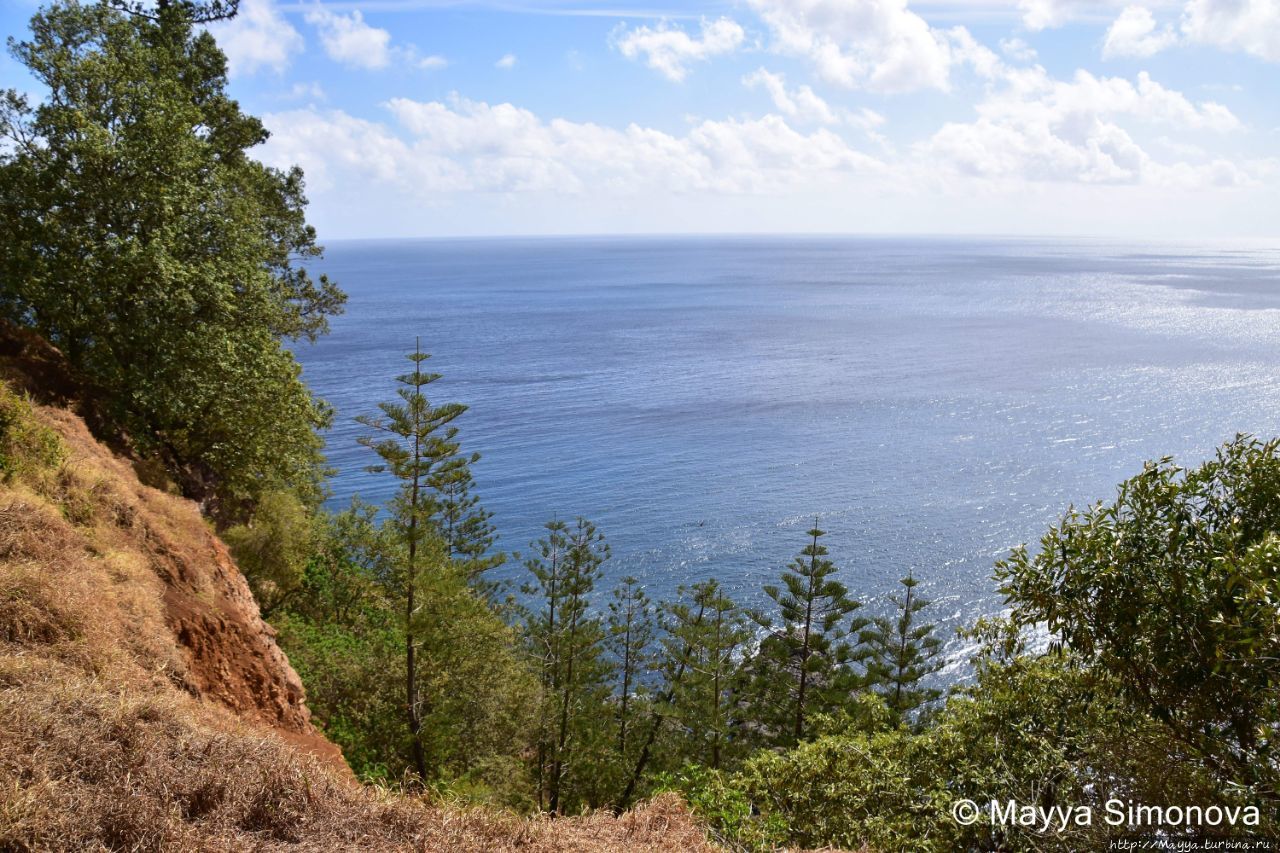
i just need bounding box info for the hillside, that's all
[0,324,715,851]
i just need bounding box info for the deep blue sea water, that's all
[296,236,1280,665]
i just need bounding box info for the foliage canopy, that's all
[0,0,344,515]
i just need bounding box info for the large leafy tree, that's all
[107,0,241,23]
[0,1,345,514]
[997,435,1280,805]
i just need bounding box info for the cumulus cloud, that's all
[922,66,1244,187]
[418,55,448,70]
[749,0,951,92]
[1000,37,1038,62]
[1019,0,1072,31]
[849,107,887,130]
[1095,0,1280,63]
[742,68,838,124]
[946,26,1005,80]
[1016,0,1145,31]
[496,53,518,70]
[257,109,410,191]
[283,81,326,101]
[1015,0,1131,31]
[305,8,392,70]
[207,0,302,78]
[260,95,881,197]
[612,18,745,82]
[1181,0,1280,62]
[1104,6,1178,58]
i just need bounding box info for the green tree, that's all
[278,501,535,799]
[745,522,865,745]
[997,436,1280,804]
[616,579,709,811]
[858,573,943,723]
[108,0,241,24]
[222,489,314,616]
[435,450,504,587]
[522,517,613,813]
[667,580,750,770]
[275,502,404,780]
[522,518,569,808]
[0,1,345,515]
[726,646,1239,853]
[410,554,537,803]
[605,576,655,762]
[356,341,468,781]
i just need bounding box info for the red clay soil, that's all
[0,321,345,772]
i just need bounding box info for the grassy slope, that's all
[0,340,716,851]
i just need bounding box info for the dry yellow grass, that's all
[0,661,714,851]
[0,367,719,851]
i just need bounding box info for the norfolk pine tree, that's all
[858,573,944,723]
[522,519,569,809]
[746,521,865,745]
[523,517,613,813]
[436,457,504,588]
[606,576,655,762]
[356,341,468,781]
[616,583,710,811]
[668,579,750,770]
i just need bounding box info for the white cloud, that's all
[1019,0,1280,57]
[261,95,881,197]
[305,8,392,70]
[1104,6,1178,59]
[1155,134,1206,156]
[849,107,887,130]
[1015,0,1141,32]
[748,0,952,93]
[208,0,303,78]
[496,53,518,70]
[283,81,326,101]
[419,55,449,70]
[1181,0,1280,62]
[612,18,745,82]
[1019,0,1071,31]
[1000,37,1038,62]
[257,109,410,192]
[742,68,838,124]
[946,25,1005,79]
[253,82,1273,238]
[922,67,1245,187]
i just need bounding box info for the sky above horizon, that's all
[2,0,1278,240]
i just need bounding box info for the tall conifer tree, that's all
[606,576,655,761]
[436,457,504,586]
[356,341,466,780]
[668,579,750,770]
[858,573,944,722]
[523,517,613,813]
[745,521,865,745]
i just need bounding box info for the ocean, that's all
[295,235,1280,660]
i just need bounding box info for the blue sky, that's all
[3,0,1278,239]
